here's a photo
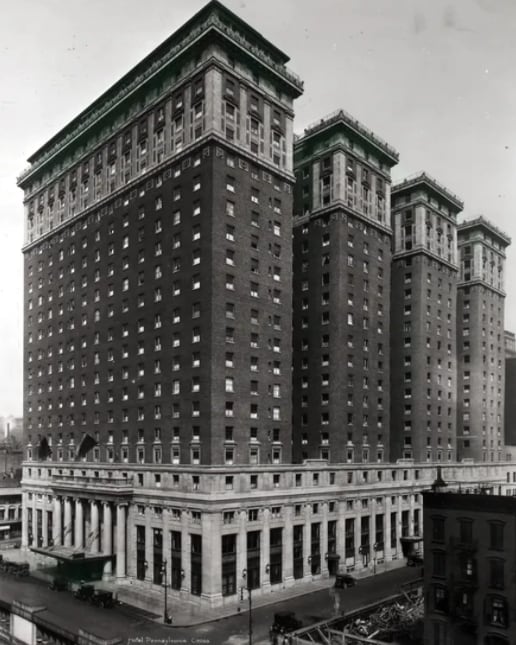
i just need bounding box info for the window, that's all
[433,585,448,613]
[433,551,446,577]
[486,595,508,627]
[226,201,235,217]
[489,558,504,589]
[432,516,445,542]
[490,522,504,551]
[459,519,473,545]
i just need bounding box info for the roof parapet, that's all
[392,171,463,211]
[296,108,399,164]
[458,216,511,246]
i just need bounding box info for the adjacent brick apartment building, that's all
[424,488,516,645]
[390,173,463,463]
[292,110,398,464]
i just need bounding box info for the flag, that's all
[75,433,98,460]
[38,436,52,460]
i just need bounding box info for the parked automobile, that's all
[74,583,95,601]
[91,590,115,609]
[407,553,424,567]
[335,573,357,588]
[271,611,302,636]
[0,561,29,577]
[49,577,68,591]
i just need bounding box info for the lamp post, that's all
[358,544,369,568]
[160,559,172,624]
[373,542,382,575]
[242,569,252,645]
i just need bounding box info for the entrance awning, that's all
[30,546,112,563]
[0,526,10,532]
[327,553,340,560]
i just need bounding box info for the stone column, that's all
[354,511,362,568]
[261,508,271,591]
[53,497,62,546]
[303,505,312,579]
[145,509,153,583]
[116,504,126,578]
[337,501,346,568]
[283,506,294,584]
[21,493,29,548]
[321,503,329,576]
[201,512,222,601]
[90,500,99,553]
[384,498,392,561]
[237,510,247,589]
[181,511,190,593]
[31,505,37,547]
[42,505,49,547]
[409,494,415,537]
[163,508,171,589]
[64,497,72,547]
[102,502,113,578]
[75,499,84,549]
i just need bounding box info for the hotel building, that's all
[390,174,463,463]
[291,110,398,464]
[456,218,510,462]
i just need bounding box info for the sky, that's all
[1,0,515,416]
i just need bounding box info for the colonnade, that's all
[23,494,126,578]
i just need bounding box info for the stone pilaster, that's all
[90,500,99,553]
[102,502,113,578]
[201,512,222,603]
[53,496,62,546]
[75,499,84,549]
[116,504,126,578]
[63,497,72,547]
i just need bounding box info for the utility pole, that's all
[242,569,252,645]
[248,584,252,645]
[161,559,171,624]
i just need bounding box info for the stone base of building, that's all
[20,460,515,614]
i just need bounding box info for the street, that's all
[0,566,421,644]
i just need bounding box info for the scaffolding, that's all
[290,579,423,645]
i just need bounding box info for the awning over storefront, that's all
[30,546,111,563]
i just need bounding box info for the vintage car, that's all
[49,577,68,591]
[407,553,424,567]
[91,590,115,609]
[334,573,357,588]
[73,583,95,601]
[271,611,302,636]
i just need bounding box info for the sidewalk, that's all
[151,576,335,627]
[1,547,406,629]
[120,561,404,627]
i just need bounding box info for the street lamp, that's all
[373,542,382,575]
[242,568,252,645]
[358,544,369,567]
[160,559,172,624]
